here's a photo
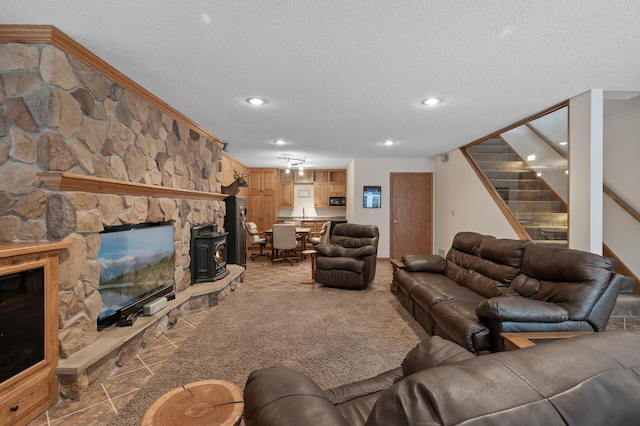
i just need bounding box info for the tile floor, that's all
[26,255,640,425]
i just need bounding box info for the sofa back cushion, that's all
[445,232,530,298]
[505,244,613,320]
[331,224,379,250]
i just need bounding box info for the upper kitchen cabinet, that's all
[248,168,277,192]
[294,170,313,183]
[329,181,346,196]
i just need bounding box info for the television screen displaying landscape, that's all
[97,224,175,319]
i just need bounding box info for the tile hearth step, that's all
[56,265,244,393]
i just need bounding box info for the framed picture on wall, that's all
[298,189,310,198]
[363,186,381,208]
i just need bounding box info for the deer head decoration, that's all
[221,170,249,195]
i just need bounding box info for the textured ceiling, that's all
[2,1,640,169]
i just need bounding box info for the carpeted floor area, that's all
[109,258,426,425]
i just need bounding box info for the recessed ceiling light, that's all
[246,98,267,106]
[422,98,441,106]
[559,141,568,146]
[527,154,536,161]
[383,140,396,146]
[274,139,286,145]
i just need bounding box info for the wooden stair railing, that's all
[602,186,640,292]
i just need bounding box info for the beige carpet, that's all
[109,260,426,425]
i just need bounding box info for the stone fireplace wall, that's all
[0,42,227,359]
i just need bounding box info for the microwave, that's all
[329,196,346,206]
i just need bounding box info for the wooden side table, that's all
[500,331,593,351]
[301,249,317,284]
[389,258,405,293]
[141,379,243,426]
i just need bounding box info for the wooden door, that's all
[390,173,433,259]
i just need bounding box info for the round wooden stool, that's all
[140,379,243,426]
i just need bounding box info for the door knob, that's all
[393,220,399,224]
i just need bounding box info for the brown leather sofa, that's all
[314,224,379,289]
[395,231,625,354]
[244,331,640,425]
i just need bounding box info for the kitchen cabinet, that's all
[278,181,293,207]
[329,181,346,196]
[248,168,277,232]
[314,182,329,207]
[248,168,276,192]
[294,170,313,183]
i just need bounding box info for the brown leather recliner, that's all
[314,224,379,289]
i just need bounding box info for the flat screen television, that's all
[97,222,175,329]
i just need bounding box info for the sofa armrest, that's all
[325,368,403,405]
[401,336,474,376]
[244,367,349,426]
[401,254,447,273]
[476,296,569,322]
[315,244,343,257]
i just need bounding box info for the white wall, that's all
[434,149,518,255]
[568,90,604,253]
[347,158,434,258]
[603,94,640,276]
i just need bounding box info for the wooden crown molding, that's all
[0,25,223,149]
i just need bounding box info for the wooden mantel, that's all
[38,172,228,201]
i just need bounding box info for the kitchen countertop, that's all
[278,217,346,221]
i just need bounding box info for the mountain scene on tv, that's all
[97,225,175,317]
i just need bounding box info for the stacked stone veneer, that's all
[0,43,228,376]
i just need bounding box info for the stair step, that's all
[490,179,541,190]
[525,226,568,240]
[476,138,505,147]
[515,212,568,226]
[497,189,552,201]
[484,170,537,180]
[507,200,566,213]
[532,240,568,247]
[469,153,518,161]
[466,145,511,154]
[475,161,525,171]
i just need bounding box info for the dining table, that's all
[263,227,312,256]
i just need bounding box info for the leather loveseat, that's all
[395,231,626,354]
[244,331,640,425]
[314,223,379,289]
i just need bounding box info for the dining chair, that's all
[245,221,269,260]
[271,224,300,264]
[307,221,331,247]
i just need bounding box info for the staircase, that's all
[466,138,568,246]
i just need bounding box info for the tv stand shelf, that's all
[37,172,228,201]
[0,241,70,426]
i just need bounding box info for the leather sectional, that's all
[394,231,627,354]
[243,331,640,425]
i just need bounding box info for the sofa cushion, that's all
[401,336,474,376]
[505,245,613,320]
[401,254,447,273]
[410,274,484,314]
